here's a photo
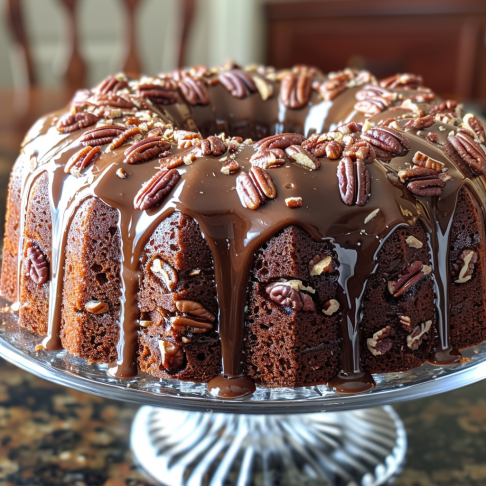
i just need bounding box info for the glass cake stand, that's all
[1,301,486,486]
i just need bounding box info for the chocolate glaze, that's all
[12,67,486,399]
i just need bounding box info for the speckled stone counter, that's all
[0,358,485,485]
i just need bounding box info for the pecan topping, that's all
[337,157,370,206]
[405,235,423,249]
[280,71,312,109]
[429,99,458,115]
[134,168,181,210]
[124,137,172,164]
[302,134,344,159]
[79,125,127,147]
[89,93,135,108]
[285,145,321,170]
[426,133,439,143]
[462,114,485,143]
[322,299,340,316]
[285,197,303,208]
[116,168,128,179]
[399,315,412,331]
[94,75,128,94]
[249,166,277,200]
[367,326,394,356]
[251,73,274,100]
[159,340,186,372]
[65,146,100,176]
[336,122,363,135]
[219,69,257,99]
[409,91,435,103]
[266,280,315,312]
[150,258,178,291]
[452,249,477,284]
[138,84,178,105]
[407,320,432,350]
[412,151,444,172]
[379,73,423,90]
[398,167,445,196]
[177,76,210,106]
[404,115,434,129]
[221,160,240,175]
[24,243,49,285]
[309,255,333,276]
[448,131,486,176]
[343,140,376,163]
[249,148,286,169]
[110,126,142,150]
[387,260,425,297]
[85,300,109,314]
[354,85,396,116]
[175,300,215,322]
[197,136,227,156]
[317,70,361,101]
[56,112,99,133]
[361,127,410,158]
[170,316,213,333]
[254,133,306,151]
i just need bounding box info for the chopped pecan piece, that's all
[219,69,257,99]
[405,235,423,249]
[197,136,227,156]
[177,75,210,106]
[412,151,444,172]
[452,249,478,284]
[170,316,213,333]
[94,75,128,94]
[317,69,364,100]
[24,243,49,285]
[221,159,240,175]
[337,157,370,206]
[110,127,142,150]
[251,72,274,100]
[409,91,436,103]
[254,133,306,151]
[150,258,178,291]
[302,134,344,159]
[387,260,425,297]
[65,146,101,176]
[89,93,135,108]
[462,114,485,143]
[266,280,315,312]
[280,71,313,109]
[407,320,432,350]
[367,326,394,356]
[322,299,340,316]
[124,137,172,164]
[134,168,181,210]
[85,300,109,314]
[116,168,128,179]
[285,197,303,208]
[448,131,486,176]
[79,125,127,147]
[249,166,277,200]
[249,148,286,169]
[175,300,215,322]
[426,133,439,143]
[138,84,178,105]
[361,127,410,158]
[404,115,434,129]
[379,73,423,89]
[335,122,363,135]
[56,112,99,133]
[429,99,458,115]
[309,255,333,276]
[285,145,321,170]
[399,315,412,331]
[343,140,376,163]
[159,340,186,372]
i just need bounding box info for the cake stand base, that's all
[130,405,407,486]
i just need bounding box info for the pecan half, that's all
[399,315,412,331]
[138,84,178,105]
[387,261,425,297]
[254,133,306,151]
[412,151,444,172]
[429,100,458,115]
[354,98,390,116]
[343,140,376,163]
[24,243,49,285]
[404,115,434,129]
[285,145,321,170]
[170,316,213,333]
[266,281,315,312]
[452,249,478,284]
[407,320,432,350]
[178,76,210,105]
[337,157,370,206]
[94,75,128,94]
[109,126,142,150]
[175,300,215,322]
[159,340,186,372]
[197,136,227,156]
[448,131,486,175]
[219,69,257,99]
[361,127,410,158]
[398,167,445,196]
[79,125,127,147]
[89,93,135,108]
[134,168,181,210]
[280,71,312,109]
[65,146,100,176]
[249,148,286,169]
[124,137,172,164]
[462,114,485,143]
[317,70,361,101]
[249,166,277,200]
[236,171,265,210]
[379,73,423,90]
[367,326,394,356]
[56,112,99,133]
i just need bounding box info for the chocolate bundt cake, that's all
[2,65,486,398]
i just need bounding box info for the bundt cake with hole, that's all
[2,64,486,398]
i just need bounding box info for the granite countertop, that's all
[0,357,486,486]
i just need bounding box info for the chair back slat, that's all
[178,0,196,69]
[121,0,143,76]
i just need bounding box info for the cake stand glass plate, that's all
[0,300,484,486]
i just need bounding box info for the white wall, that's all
[0,0,265,89]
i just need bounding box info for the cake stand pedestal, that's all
[131,405,406,486]
[1,301,486,486]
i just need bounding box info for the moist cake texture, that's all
[2,65,486,398]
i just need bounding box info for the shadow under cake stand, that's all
[1,301,485,486]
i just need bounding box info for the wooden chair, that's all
[3,0,197,92]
